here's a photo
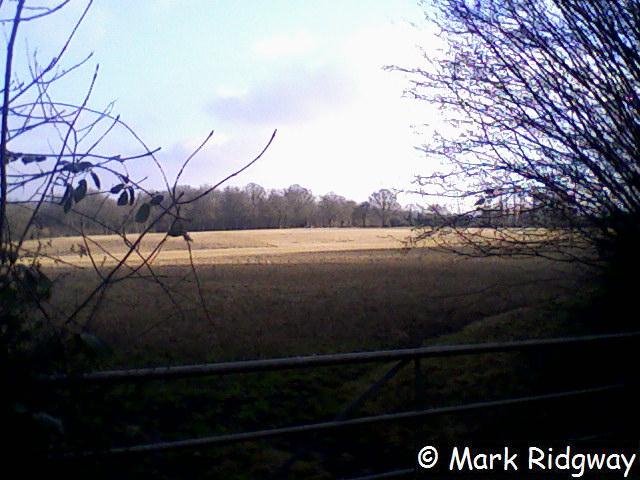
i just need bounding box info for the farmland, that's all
[34,228,590,366]
[35,228,621,479]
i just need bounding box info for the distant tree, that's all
[369,189,400,227]
[405,204,423,226]
[353,201,371,227]
[265,189,288,228]
[244,183,267,228]
[342,200,357,227]
[318,193,348,227]
[245,183,266,206]
[217,187,251,230]
[284,184,315,227]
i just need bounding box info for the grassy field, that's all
[37,227,591,365]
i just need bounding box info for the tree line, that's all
[8,184,411,238]
[9,181,583,239]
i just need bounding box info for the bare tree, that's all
[318,192,353,227]
[284,184,315,227]
[244,182,267,227]
[390,0,640,271]
[353,201,371,227]
[369,189,400,227]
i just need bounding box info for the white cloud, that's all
[215,87,248,99]
[189,21,444,201]
[207,64,356,125]
[253,30,318,59]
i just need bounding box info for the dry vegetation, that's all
[38,228,590,366]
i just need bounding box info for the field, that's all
[37,228,631,479]
[35,227,590,365]
[31,227,418,266]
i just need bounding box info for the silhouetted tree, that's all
[391,0,640,270]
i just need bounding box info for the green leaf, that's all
[150,194,164,205]
[73,179,87,203]
[90,171,101,189]
[117,190,129,206]
[110,183,125,194]
[135,203,151,223]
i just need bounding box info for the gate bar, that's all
[54,383,625,458]
[43,331,640,385]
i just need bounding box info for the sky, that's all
[9,0,442,204]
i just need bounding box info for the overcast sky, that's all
[12,0,441,203]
